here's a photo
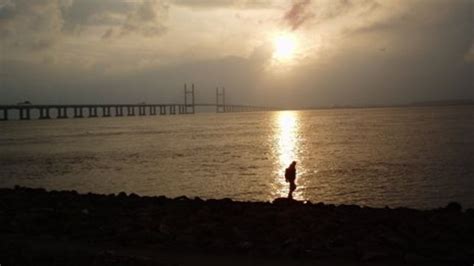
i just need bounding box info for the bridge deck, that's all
[0,103,278,121]
[0,103,264,108]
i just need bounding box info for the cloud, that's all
[0,0,170,53]
[0,0,69,50]
[65,0,170,39]
[1,0,472,107]
[172,0,271,9]
[283,0,314,31]
[101,27,113,39]
[120,0,169,37]
[62,0,130,32]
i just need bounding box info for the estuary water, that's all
[0,106,473,209]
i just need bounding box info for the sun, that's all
[273,33,297,62]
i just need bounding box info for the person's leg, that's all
[288,182,296,199]
[287,182,291,199]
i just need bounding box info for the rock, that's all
[383,235,407,249]
[445,201,462,212]
[221,198,233,204]
[175,195,189,201]
[129,193,139,199]
[332,246,357,259]
[237,241,253,250]
[1,186,474,264]
[281,239,305,258]
[272,197,300,206]
[465,208,474,217]
[314,202,325,208]
[360,250,389,262]
[404,253,433,265]
[194,197,204,202]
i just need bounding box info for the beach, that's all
[1,186,473,265]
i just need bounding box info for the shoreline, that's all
[1,186,473,265]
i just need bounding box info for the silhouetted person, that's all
[285,161,297,199]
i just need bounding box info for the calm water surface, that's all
[0,106,473,208]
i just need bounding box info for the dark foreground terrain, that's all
[1,186,473,266]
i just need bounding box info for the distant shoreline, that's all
[1,186,473,265]
[293,99,474,111]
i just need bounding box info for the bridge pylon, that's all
[184,83,195,114]
[216,87,225,113]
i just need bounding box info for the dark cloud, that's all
[30,38,55,50]
[120,0,168,37]
[101,27,113,39]
[0,0,16,20]
[173,0,235,8]
[283,0,314,31]
[0,0,66,50]
[172,0,271,9]
[63,0,169,38]
[0,0,169,48]
[286,0,380,31]
[325,0,379,21]
[62,0,130,31]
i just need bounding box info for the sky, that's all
[0,0,473,108]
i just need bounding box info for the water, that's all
[0,106,473,209]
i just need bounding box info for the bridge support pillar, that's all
[74,107,84,118]
[115,106,123,117]
[1,108,8,121]
[39,108,51,119]
[89,107,98,118]
[159,106,166,115]
[139,106,146,116]
[127,106,135,116]
[57,107,68,119]
[170,105,176,115]
[19,108,31,120]
[103,107,111,117]
[150,106,157,115]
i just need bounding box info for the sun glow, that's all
[270,111,304,200]
[273,33,297,62]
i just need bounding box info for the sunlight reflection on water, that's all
[1,106,473,208]
[271,111,305,200]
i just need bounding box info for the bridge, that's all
[0,85,279,121]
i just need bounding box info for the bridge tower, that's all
[184,83,195,114]
[216,87,225,113]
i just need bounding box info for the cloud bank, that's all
[0,0,472,107]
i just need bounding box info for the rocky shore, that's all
[1,186,473,265]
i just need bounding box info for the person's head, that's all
[290,161,297,167]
